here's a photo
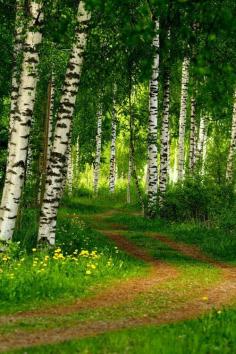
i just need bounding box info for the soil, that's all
[0,211,235,352]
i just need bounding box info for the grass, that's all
[1,193,235,353]
[0,232,219,335]
[107,213,236,264]
[8,307,236,354]
[0,205,145,315]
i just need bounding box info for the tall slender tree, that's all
[109,107,117,193]
[196,114,206,164]
[0,1,43,241]
[189,96,197,172]
[38,1,90,245]
[177,57,190,181]
[226,90,236,181]
[93,110,102,194]
[159,71,170,201]
[39,76,55,206]
[146,18,160,217]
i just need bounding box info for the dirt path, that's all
[0,231,178,325]
[0,211,235,352]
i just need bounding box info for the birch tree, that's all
[2,0,24,216]
[127,152,132,204]
[226,90,236,181]
[93,110,102,194]
[0,1,43,241]
[38,1,90,245]
[147,19,160,217]
[196,115,206,164]
[8,0,24,138]
[38,76,55,206]
[159,72,170,201]
[66,142,73,195]
[177,57,190,181]
[109,108,117,193]
[189,96,197,172]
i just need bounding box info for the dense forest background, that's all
[1,0,236,246]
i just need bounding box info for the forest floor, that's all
[0,199,236,353]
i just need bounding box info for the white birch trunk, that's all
[226,90,236,181]
[0,2,43,241]
[201,125,208,175]
[109,109,117,193]
[127,151,132,204]
[46,75,55,169]
[38,2,90,245]
[75,135,80,182]
[9,0,24,135]
[66,143,73,195]
[93,110,102,194]
[147,19,160,217]
[177,57,190,181]
[159,73,170,199]
[189,96,197,172]
[38,77,55,206]
[2,0,24,216]
[197,115,206,163]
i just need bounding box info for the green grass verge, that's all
[0,207,145,315]
[9,307,236,354]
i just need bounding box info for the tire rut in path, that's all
[0,216,236,352]
[0,230,178,325]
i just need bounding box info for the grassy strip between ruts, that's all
[8,306,236,354]
[105,213,236,265]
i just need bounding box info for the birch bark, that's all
[0,1,43,241]
[189,96,197,172]
[197,115,206,163]
[226,90,236,181]
[147,19,160,217]
[127,151,132,204]
[38,1,90,245]
[38,77,55,206]
[159,72,170,199]
[66,141,73,195]
[177,57,190,181]
[93,110,102,194]
[109,108,117,193]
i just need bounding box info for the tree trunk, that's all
[0,1,43,242]
[177,57,190,181]
[159,72,170,201]
[75,135,80,183]
[147,19,160,217]
[201,124,208,175]
[38,1,90,245]
[226,90,236,182]
[109,108,117,193]
[129,89,144,211]
[8,0,24,138]
[66,141,73,195]
[93,110,102,194]
[38,77,55,206]
[196,115,206,164]
[127,151,132,204]
[189,96,197,172]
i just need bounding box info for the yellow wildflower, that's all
[32,248,37,252]
[86,270,91,275]
[202,296,208,301]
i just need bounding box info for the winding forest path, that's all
[0,208,236,352]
